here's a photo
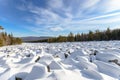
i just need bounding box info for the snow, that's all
[0,41,120,80]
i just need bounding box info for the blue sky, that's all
[0,0,120,37]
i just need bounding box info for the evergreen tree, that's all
[33,27,120,43]
[67,32,74,42]
[88,30,94,41]
[94,30,101,41]
[75,33,81,41]
[0,26,22,46]
[15,38,22,44]
[0,26,4,30]
[57,35,67,42]
[0,39,3,47]
[105,28,111,40]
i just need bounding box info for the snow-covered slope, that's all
[0,41,120,80]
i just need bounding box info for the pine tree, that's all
[75,33,81,41]
[105,28,111,40]
[0,26,22,46]
[67,32,74,42]
[94,30,101,41]
[45,28,120,43]
[14,38,22,44]
[57,35,67,42]
[0,39,3,47]
[0,26,4,30]
[88,30,94,41]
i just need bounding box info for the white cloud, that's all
[26,3,67,25]
[60,11,120,26]
[87,12,120,20]
[48,0,63,9]
[17,0,120,34]
[81,0,100,8]
[101,0,120,13]
[88,0,120,16]
[48,26,63,31]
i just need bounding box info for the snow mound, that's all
[49,61,62,70]
[25,65,46,80]
[0,41,120,80]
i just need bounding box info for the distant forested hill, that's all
[21,36,51,42]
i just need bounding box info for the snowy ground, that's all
[0,41,120,80]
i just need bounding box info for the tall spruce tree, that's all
[67,32,74,42]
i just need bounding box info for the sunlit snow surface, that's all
[0,41,120,80]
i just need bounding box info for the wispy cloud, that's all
[16,0,120,35]
[98,0,120,13]
[48,26,63,31]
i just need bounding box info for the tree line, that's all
[0,26,22,46]
[46,28,120,43]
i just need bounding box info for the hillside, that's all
[21,36,51,42]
